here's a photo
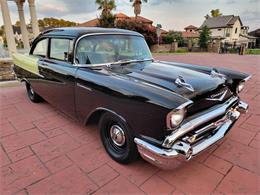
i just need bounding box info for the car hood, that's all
[111,61,226,99]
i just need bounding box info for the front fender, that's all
[159,61,251,93]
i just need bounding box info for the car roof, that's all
[40,27,143,38]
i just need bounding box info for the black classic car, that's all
[13,27,250,169]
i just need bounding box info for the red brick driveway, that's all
[0,54,259,195]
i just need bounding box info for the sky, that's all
[1,0,259,31]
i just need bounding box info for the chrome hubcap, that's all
[110,125,126,146]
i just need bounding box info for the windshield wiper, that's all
[110,58,154,66]
[75,58,154,69]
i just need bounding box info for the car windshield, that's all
[75,34,152,65]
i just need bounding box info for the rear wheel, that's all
[25,82,43,103]
[99,112,139,164]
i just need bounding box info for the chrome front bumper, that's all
[134,97,248,169]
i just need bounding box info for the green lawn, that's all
[245,49,260,55]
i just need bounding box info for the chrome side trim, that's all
[76,83,92,91]
[244,75,252,82]
[176,100,193,110]
[36,73,45,78]
[163,96,238,148]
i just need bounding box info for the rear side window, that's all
[32,39,48,57]
[50,38,72,61]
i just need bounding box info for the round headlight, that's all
[167,109,185,129]
[236,82,245,93]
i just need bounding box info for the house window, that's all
[235,28,238,34]
[225,28,231,37]
[218,29,221,31]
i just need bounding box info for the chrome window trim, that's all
[73,32,146,65]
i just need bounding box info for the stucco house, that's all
[200,15,256,48]
[182,25,200,47]
[79,13,154,28]
[78,13,168,35]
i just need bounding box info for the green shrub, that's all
[199,26,211,48]
[163,35,174,44]
[165,31,184,46]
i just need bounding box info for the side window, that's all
[50,39,71,61]
[32,39,48,57]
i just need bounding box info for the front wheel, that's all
[99,112,139,164]
[25,82,43,103]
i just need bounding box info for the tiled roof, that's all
[200,15,242,29]
[116,13,129,19]
[240,34,257,39]
[227,16,240,25]
[78,13,153,28]
[78,19,99,27]
[130,16,153,23]
[184,25,197,30]
[182,31,200,38]
[249,28,260,36]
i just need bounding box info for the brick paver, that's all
[0,54,259,194]
[27,165,98,195]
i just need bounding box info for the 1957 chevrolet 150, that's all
[13,27,251,169]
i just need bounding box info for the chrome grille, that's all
[187,86,232,116]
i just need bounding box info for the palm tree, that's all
[96,0,116,16]
[210,9,222,17]
[130,0,148,19]
[95,0,116,28]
